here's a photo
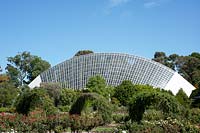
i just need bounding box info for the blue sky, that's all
[0,0,200,70]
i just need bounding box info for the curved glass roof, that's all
[40,53,175,89]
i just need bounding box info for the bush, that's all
[128,90,181,122]
[69,93,113,131]
[69,113,104,132]
[0,82,19,108]
[59,88,79,107]
[143,109,164,121]
[176,88,191,108]
[41,82,62,107]
[15,88,57,115]
[0,107,15,113]
[58,105,70,112]
[117,118,200,133]
[189,108,200,124]
[114,80,137,106]
[0,110,70,132]
[112,114,127,123]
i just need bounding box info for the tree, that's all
[60,89,79,106]
[0,66,9,83]
[74,50,94,56]
[153,52,169,67]
[86,75,112,99]
[168,54,179,70]
[0,82,18,107]
[0,74,9,83]
[175,88,191,108]
[152,52,178,70]
[6,51,50,86]
[152,52,200,87]
[154,52,166,59]
[6,64,20,86]
[177,56,200,86]
[190,84,200,108]
[114,80,137,106]
[190,52,200,59]
[40,82,61,107]
[27,56,50,82]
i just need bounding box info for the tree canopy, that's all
[114,80,138,106]
[74,50,94,56]
[153,52,200,87]
[6,51,50,86]
[86,75,113,99]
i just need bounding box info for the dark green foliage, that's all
[27,56,50,82]
[112,113,128,123]
[69,93,113,124]
[6,51,50,86]
[153,51,178,70]
[86,75,113,99]
[69,93,91,115]
[60,88,79,106]
[177,56,200,86]
[69,93,113,131]
[74,50,94,56]
[6,64,20,86]
[129,90,181,122]
[175,88,191,108]
[59,88,79,112]
[86,75,106,91]
[153,51,200,88]
[153,51,175,69]
[0,82,18,107]
[190,52,200,59]
[1,51,200,131]
[41,82,61,107]
[6,51,32,86]
[15,88,56,115]
[189,108,200,124]
[114,80,137,106]
[190,86,200,108]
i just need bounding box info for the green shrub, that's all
[112,114,125,123]
[189,108,200,124]
[129,90,181,122]
[114,80,137,106]
[15,88,57,115]
[69,93,113,131]
[58,105,70,112]
[176,88,191,108]
[117,118,200,133]
[143,109,164,121]
[0,107,15,113]
[59,88,79,107]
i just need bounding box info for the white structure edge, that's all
[164,72,196,96]
[28,75,42,89]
